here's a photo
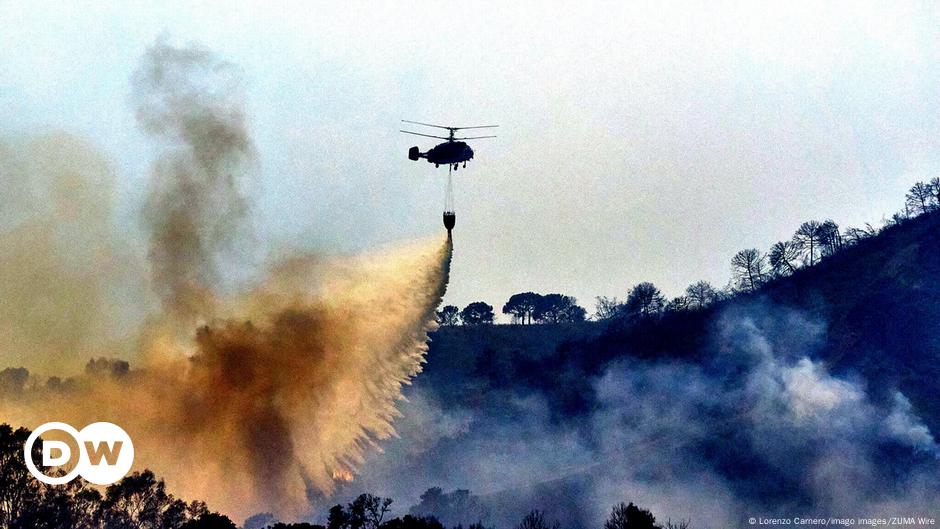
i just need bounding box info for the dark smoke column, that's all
[132,39,254,322]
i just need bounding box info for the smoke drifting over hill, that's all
[345,305,939,529]
[0,40,453,520]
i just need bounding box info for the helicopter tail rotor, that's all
[408,146,422,161]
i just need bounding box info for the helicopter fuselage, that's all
[411,141,474,166]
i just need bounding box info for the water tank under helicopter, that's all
[443,211,456,237]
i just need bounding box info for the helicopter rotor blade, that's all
[402,120,499,131]
[400,130,450,140]
[401,120,453,130]
[454,135,498,140]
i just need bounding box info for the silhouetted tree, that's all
[533,294,586,323]
[664,296,691,313]
[71,487,104,529]
[843,224,878,245]
[930,177,940,205]
[768,241,799,278]
[684,281,718,309]
[624,282,665,318]
[329,494,392,529]
[328,505,350,529]
[564,304,587,322]
[906,181,936,215]
[502,293,541,324]
[436,305,459,326]
[352,494,392,529]
[516,510,559,529]
[604,502,658,529]
[180,512,237,529]
[594,296,624,320]
[99,470,190,529]
[0,427,102,529]
[15,484,86,529]
[792,220,824,266]
[0,424,38,527]
[0,423,226,529]
[268,524,325,529]
[818,219,842,257]
[886,211,909,227]
[460,302,494,325]
[731,249,767,291]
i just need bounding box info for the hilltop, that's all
[422,209,940,430]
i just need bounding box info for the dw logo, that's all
[24,422,135,485]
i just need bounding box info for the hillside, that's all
[423,209,940,430]
[761,210,940,428]
[378,210,940,528]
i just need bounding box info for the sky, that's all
[2,1,940,319]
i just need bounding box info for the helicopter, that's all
[400,120,497,171]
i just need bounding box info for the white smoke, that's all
[344,304,939,529]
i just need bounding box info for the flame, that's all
[332,469,355,482]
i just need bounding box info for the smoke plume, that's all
[0,39,454,521]
[0,133,140,374]
[133,38,254,321]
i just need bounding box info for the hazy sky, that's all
[2,1,939,317]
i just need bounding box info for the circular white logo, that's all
[24,421,134,485]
